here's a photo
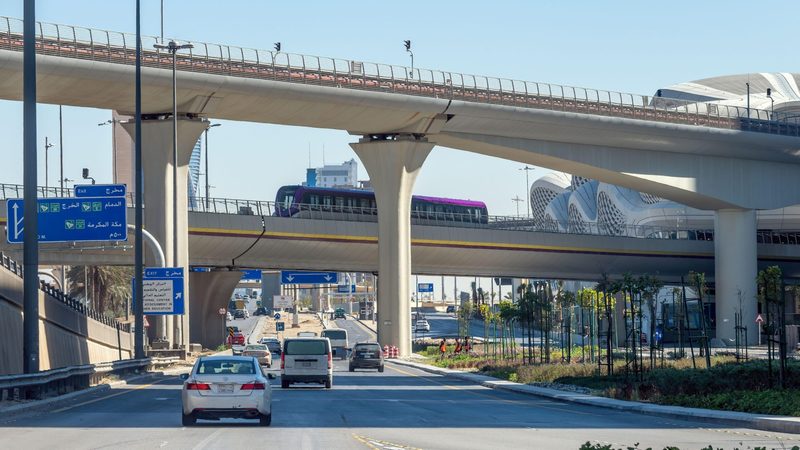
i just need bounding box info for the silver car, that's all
[181,356,274,426]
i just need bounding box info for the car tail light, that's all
[281,352,285,369]
[240,382,265,390]
[327,352,332,369]
[186,382,211,390]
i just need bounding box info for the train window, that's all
[335,197,345,207]
[310,195,319,205]
[360,198,370,208]
[323,196,332,206]
[370,200,376,209]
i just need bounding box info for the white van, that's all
[281,337,333,389]
[320,329,349,358]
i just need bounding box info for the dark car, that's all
[259,337,282,356]
[334,308,346,319]
[349,342,384,372]
[446,305,455,314]
[233,309,246,319]
[253,307,269,316]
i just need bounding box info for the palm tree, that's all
[68,265,133,317]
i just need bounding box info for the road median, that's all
[390,358,800,435]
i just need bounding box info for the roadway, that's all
[1,358,797,449]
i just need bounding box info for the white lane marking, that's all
[191,428,224,450]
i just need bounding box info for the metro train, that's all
[274,185,488,224]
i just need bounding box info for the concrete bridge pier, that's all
[189,270,243,350]
[121,116,207,351]
[714,209,758,345]
[351,134,433,357]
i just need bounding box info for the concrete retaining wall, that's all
[0,266,133,375]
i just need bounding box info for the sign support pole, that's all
[22,0,40,374]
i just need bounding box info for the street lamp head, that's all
[208,123,221,129]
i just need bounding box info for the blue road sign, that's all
[274,313,281,320]
[74,184,127,198]
[6,197,127,244]
[240,269,262,280]
[281,271,337,284]
[133,267,184,315]
[418,283,434,293]
[337,284,356,293]
[276,321,285,332]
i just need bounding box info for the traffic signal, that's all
[656,89,662,97]
[404,40,411,51]
[767,88,772,97]
[274,42,281,52]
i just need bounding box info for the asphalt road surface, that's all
[2,318,798,449]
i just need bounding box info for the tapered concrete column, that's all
[714,209,757,344]
[189,270,243,349]
[350,135,433,356]
[121,117,207,350]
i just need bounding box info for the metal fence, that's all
[1,16,798,137]
[0,251,129,331]
[5,183,800,244]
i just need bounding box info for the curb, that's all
[0,365,189,417]
[390,359,800,435]
[351,314,377,334]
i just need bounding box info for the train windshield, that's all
[278,187,296,210]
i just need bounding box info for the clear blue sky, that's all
[0,1,797,217]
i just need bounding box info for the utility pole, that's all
[519,166,535,218]
[511,195,523,217]
[59,106,64,195]
[44,137,53,192]
[23,0,40,373]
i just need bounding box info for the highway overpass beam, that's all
[350,134,433,357]
[121,116,207,351]
[714,209,757,345]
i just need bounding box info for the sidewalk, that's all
[390,358,800,435]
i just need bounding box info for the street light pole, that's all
[134,0,145,360]
[154,40,193,348]
[519,166,534,218]
[204,123,220,210]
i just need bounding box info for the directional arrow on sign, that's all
[11,203,22,241]
[286,275,295,282]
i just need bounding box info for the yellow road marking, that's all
[352,433,421,450]
[50,376,171,414]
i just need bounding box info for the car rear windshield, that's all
[285,340,328,355]
[321,330,346,340]
[245,345,267,351]
[355,344,381,352]
[197,359,256,375]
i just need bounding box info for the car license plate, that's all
[302,362,312,368]
[362,353,373,358]
[218,384,234,393]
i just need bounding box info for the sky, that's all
[1,1,798,295]
[2,1,798,217]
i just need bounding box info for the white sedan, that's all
[181,355,274,426]
[415,319,431,332]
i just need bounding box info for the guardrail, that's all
[0,251,130,331]
[0,357,178,403]
[1,16,798,137]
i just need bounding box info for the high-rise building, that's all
[187,140,202,208]
[315,158,358,188]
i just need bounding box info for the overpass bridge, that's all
[3,16,800,351]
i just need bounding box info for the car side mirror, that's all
[179,373,189,380]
